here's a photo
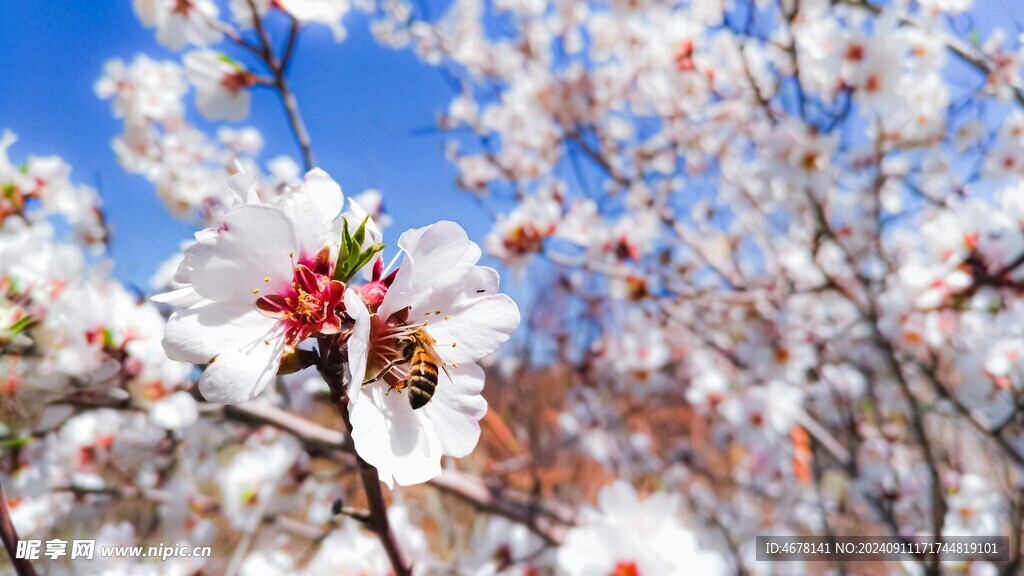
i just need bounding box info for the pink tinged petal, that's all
[349,383,443,487]
[319,314,342,335]
[295,264,321,293]
[187,205,298,305]
[162,300,278,364]
[344,290,370,402]
[199,335,285,404]
[255,294,290,318]
[423,362,487,458]
[425,294,521,364]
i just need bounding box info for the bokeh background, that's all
[1,0,488,290]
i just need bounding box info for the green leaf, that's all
[217,53,243,70]
[7,315,33,336]
[334,219,351,281]
[333,217,386,283]
[0,436,31,450]
[353,216,369,247]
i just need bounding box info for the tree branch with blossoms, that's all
[9,0,1024,573]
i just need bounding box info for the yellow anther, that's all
[264,277,271,282]
[252,289,259,294]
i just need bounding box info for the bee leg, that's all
[363,360,400,386]
[386,379,408,396]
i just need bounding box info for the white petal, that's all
[187,205,297,304]
[380,222,482,321]
[349,383,443,487]
[302,168,344,220]
[197,89,251,122]
[151,286,202,307]
[397,220,479,267]
[227,171,260,206]
[423,363,487,457]
[425,293,520,364]
[598,480,640,516]
[344,290,370,401]
[162,300,278,364]
[150,391,199,430]
[277,169,344,263]
[199,335,285,404]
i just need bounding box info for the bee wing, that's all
[415,332,454,384]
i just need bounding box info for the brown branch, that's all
[234,0,315,171]
[429,469,571,546]
[839,0,1024,107]
[275,77,315,172]
[222,402,350,454]
[320,374,411,576]
[0,480,36,576]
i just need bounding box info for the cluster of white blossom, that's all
[357,0,1024,571]
[8,0,1024,573]
[95,53,299,221]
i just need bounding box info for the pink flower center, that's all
[255,265,345,346]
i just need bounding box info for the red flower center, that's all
[255,264,345,346]
[611,561,641,576]
[220,71,256,93]
[172,0,193,15]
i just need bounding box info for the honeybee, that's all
[390,330,450,410]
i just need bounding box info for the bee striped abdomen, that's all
[406,350,438,410]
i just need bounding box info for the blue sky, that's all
[0,0,485,291]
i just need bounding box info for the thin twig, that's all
[235,0,315,171]
[330,394,412,576]
[316,337,411,576]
